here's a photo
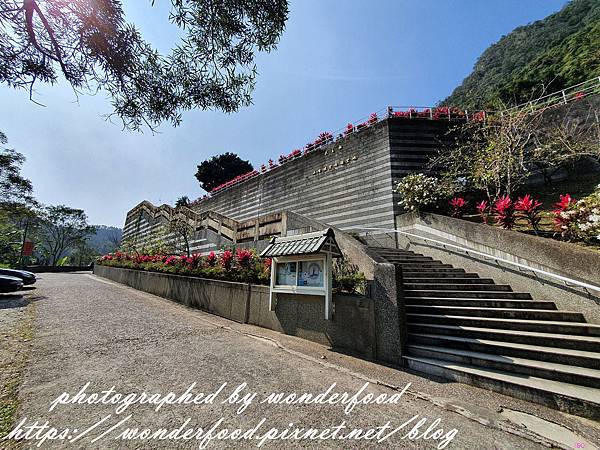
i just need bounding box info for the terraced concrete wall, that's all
[193,118,454,231]
[122,118,455,248]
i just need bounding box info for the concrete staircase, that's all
[370,246,600,420]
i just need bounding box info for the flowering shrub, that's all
[574,190,600,243]
[552,188,600,243]
[396,174,448,212]
[97,248,271,285]
[207,251,217,266]
[449,197,468,218]
[220,250,234,270]
[476,200,490,224]
[236,248,253,268]
[552,194,577,237]
[493,195,516,229]
[279,149,302,164]
[515,194,543,231]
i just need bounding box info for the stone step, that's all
[404,297,557,309]
[404,290,532,299]
[404,283,512,292]
[405,305,582,321]
[403,356,600,420]
[401,269,472,277]
[408,333,600,369]
[406,323,600,352]
[407,345,600,388]
[385,257,436,263]
[407,314,600,336]
[370,249,420,256]
[397,263,454,269]
[403,277,492,284]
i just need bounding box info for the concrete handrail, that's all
[357,226,600,295]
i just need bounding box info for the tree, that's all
[168,210,195,257]
[0,0,289,130]
[0,131,36,209]
[195,152,253,192]
[175,196,190,208]
[529,102,600,184]
[70,240,98,266]
[37,205,96,265]
[433,100,600,200]
[433,109,538,200]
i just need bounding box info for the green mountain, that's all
[443,0,600,109]
[87,225,122,255]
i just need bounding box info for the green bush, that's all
[333,259,366,294]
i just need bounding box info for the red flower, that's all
[515,194,543,230]
[493,195,516,229]
[552,193,576,233]
[220,250,233,270]
[236,248,253,268]
[207,251,217,267]
[449,197,468,218]
[476,200,490,224]
[165,256,178,266]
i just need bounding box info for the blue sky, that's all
[1,0,567,227]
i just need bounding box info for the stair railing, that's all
[355,227,600,295]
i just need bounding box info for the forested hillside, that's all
[87,225,122,255]
[443,0,600,109]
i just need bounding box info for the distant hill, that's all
[442,0,600,109]
[87,225,122,255]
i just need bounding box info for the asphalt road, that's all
[1,272,599,449]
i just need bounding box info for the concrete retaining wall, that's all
[93,265,376,359]
[395,212,600,324]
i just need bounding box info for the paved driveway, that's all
[1,273,599,449]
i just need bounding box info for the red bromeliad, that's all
[515,194,543,230]
[476,200,490,224]
[220,250,234,270]
[207,251,217,267]
[493,195,516,229]
[236,248,253,267]
[449,197,468,218]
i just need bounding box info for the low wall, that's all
[26,265,92,273]
[395,212,600,324]
[93,265,376,359]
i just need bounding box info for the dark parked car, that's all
[0,275,23,293]
[0,268,36,285]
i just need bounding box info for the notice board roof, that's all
[260,228,342,258]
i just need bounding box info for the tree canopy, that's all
[0,131,35,209]
[0,0,289,130]
[37,205,96,265]
[195,152,253,192]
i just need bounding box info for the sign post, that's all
[261,228,341,320]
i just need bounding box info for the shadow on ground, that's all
[0,293,45,309]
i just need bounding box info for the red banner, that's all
[22,241,34,257]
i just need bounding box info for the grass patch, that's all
[0,300,35,448]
